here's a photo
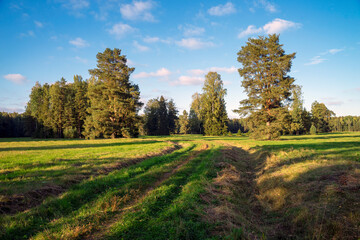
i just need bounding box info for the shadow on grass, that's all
[0,140,160,152]
[208,142,360,239]
[253,140,360,153]
[256,161,360,239]
[0,145,195,239]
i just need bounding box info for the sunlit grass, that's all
[1,132,359,239]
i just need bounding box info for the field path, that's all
[86,142,209,240]
[202,143,291,238]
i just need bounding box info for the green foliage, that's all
[329,115,360,132]
[236,34,296,140]
[63,126,77,138]
[310,124,317,135]
[201,72,228,136]
[179,110,190,134]
[84,48,143,139]
[189,92,204,134]
[311,101,335,133]
[143,96,178,135]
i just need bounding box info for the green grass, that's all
[0,133,359,239]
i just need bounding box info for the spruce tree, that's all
[84,48,142,138]
[167,99,178,134]
[50,78,67,138]
[143,98,160,136]
[201,72,228,136]
[157,96,169,135]
[73,75,88,138]
[236,34,296,140]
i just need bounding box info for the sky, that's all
[1,0,360,118]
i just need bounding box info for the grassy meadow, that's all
[0,133,359,239]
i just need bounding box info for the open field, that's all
[1,133,360,239]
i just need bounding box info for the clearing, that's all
[0,133,359,239]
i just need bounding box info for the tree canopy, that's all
[201,72,228,136]
[84,48,143,139]
[236,34,296,139]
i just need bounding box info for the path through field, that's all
[1,133,360,239]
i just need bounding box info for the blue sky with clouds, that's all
[1,0,359,117]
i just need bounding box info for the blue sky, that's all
[1,0,359,118]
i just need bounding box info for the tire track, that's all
[86,143,209,240]
[0,142,181,216]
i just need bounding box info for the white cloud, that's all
[328,48,344,54]
[133,41,150,52]
[257,0,277,13]
[120,0,155,21]
[4,74,27,84]
[143,36,170,44]
[133,68,171,79]
[144,36,160,43]
[238,25,262,38]
[180,25,205,37]
[188,69,206,75]
[20,30,35,38]
[238,18,301,38]
[172,76,204,86]
[176,38,214,50]
[263,18,301,34]
[305,56,326,65]
[208,2,236,16]
[61,0,89,10]
[188,66,237,75]
[34,21,43,28]
[108,23,135,38]
[75,56,88,63]
[69,37,89,48]
[209,66,237,73]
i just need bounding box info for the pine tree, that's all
[179,110,190,134]
[84,48,142,139]
[201,72,228,136]
[236,34,296,140]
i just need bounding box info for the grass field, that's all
[0,133,359,239]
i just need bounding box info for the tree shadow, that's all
[0,140,160,152]
[0,145,195,239]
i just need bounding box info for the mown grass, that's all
[0,132,359,239]
[0,138,171,196]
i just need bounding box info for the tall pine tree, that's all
[84,48,142,138]
[236,34,296,140]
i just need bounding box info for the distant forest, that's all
[1,35,359,139]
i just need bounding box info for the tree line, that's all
[1,36,359,139]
